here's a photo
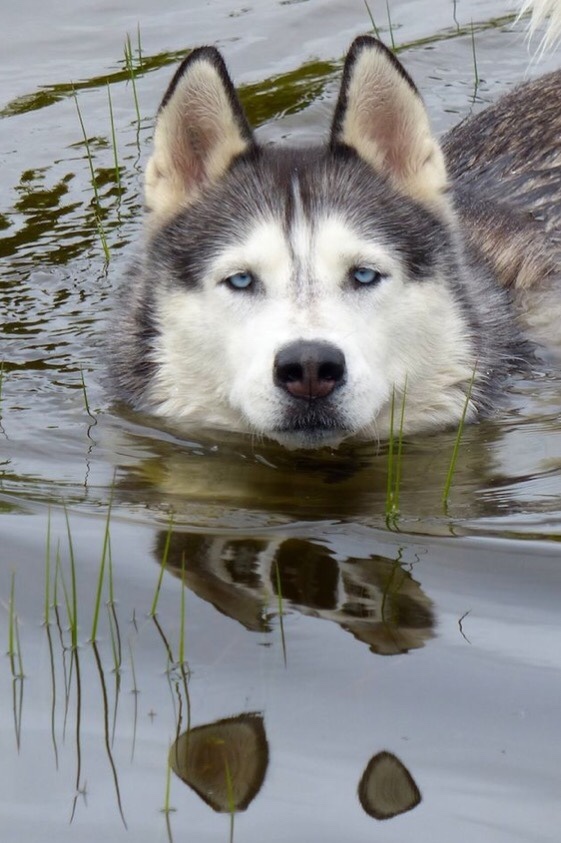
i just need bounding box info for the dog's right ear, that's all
[145,47,255,223]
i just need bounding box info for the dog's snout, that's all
[274,341,346,400]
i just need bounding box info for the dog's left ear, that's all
[145,47,255,223]
[330,37,449,212]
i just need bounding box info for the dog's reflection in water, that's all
[156,532,435,656]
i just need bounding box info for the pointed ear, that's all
[330,37,449,212]
[145,47,255,222]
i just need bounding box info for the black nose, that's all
[274,341,346,400]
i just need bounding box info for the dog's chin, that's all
[250,402,354,450]
[267,426,349,451]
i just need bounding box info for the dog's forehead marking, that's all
[287,174,313,300]
[211,177,400,299]
[285,176,402,290]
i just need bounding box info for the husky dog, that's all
[112,22,561,450]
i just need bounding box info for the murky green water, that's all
[2,1,561,840]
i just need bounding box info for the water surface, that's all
[1,1,561,840]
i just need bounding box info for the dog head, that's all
[128,38,477,448]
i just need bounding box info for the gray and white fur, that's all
[111,23,561,450]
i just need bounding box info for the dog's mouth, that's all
[270,405,350,450]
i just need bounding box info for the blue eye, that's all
[352,266,382,286]
[225,271,254,290]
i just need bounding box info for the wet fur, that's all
[112,25,561,449]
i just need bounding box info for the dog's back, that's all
[450,0,561,246]
[444,71,561,351]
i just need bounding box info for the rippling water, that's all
[1,2,561,840]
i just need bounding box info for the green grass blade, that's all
[91,640,128,828]
[386,0,396,50]
[73,88,100,206]
[128,639,139,762]
[90,493,113,642]
[8,572,16,676]
[136,22,143,65]
[45,622,59,768]
[124,34,141,126]
[470,21,480,100]
[453,0,460,31]
[106,82,121,191]
[44,508,52,625]
[150,513,174,617]
[96,215,111,264]
[363,0,380,37]
[64,507,79,650]
[178,552,186,665]
[442,363,478,507]
[274,561,287,667]
[392,377,407,515]
[73,87,111,260]
[385,386,396,517]
[79,365,96,422]
[15,615,24,679]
